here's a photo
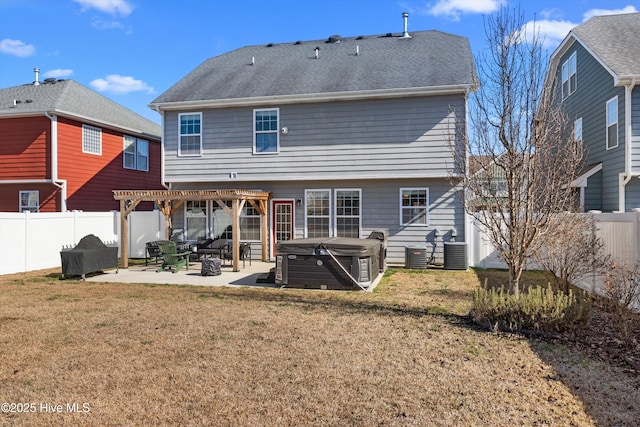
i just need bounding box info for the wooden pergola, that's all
[113,189,272,272]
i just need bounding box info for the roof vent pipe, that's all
[400,12,411,39]
[314,47,320,59]
[33,67,40,86]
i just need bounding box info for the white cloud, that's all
[520,19,576,48]
[519,4,638,50]
[91,19,125,30]
[73,0,133,16]
[43,69,74,79]
[90,74,155,95]
[0,38,35,57]
[427,0,505,21]
[583,5,638,21]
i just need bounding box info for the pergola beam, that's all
[113,189,272,272]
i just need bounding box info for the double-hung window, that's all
[123,136,149,171]
[562,52,577,99]
[82,124,102,155]
[335,189,361,238]
[606,97,618,150]
[304,189,362,238]
[400,188,429,226]
[305,189,331,238]
[179,113,202,156]
[19,190,39,212]
[254,108,279,154]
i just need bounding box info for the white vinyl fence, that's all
[469,211,640,295]
[0,210,164,275]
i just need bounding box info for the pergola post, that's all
[120,200,129,269]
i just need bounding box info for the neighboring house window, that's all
[123,136,149,171]
[19,191,39,212]
[574,117,582,143]
[254,108,279,154]
[606,97,618,150]
[400,188,429,225]
[306,189,331,238]
[335,189,361,238]
[82,124,102,155]
[179,113,202,156]
[562,51,577,99]
[574,117,583,159]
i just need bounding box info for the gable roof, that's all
[0,79,161,138]
[553,13,640,81]
[151,30,477,109]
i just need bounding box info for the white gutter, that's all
[152,107,170,190]
[619,77,638,212]
[44,112,67,212]
[149,84,476,111]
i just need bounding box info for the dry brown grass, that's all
[0,267,638,426]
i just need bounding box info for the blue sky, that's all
[0,0,637,125]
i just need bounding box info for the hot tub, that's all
[275,237,383,290]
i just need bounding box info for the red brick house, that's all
[0,76,162,212]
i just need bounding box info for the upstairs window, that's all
[562,51,577,99]
[400,188,429,226]
[82,124,102,155]
[179,113,202,156]
[123,136,149,171]
[606,97,618,150]
[254,108,279,154]
[19,190,39,212]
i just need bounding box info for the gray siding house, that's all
[149,20,477,264]
[548,13,640,212]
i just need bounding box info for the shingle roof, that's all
[151,30,477,106]
[0,79,161,138]
[570,13,640,77]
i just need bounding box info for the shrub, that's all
[470,279,591,332]
[602,262,640,342]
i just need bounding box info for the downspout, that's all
[44,112,67,211]
[153,107,170,191]
[619,78,637,212]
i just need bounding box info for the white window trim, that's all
[82,124,102,155]
[178,112,203,157]
[123,136,148,171]
[606,96,618,150]
[304,189,331,238]
[562,51,577,100]
[400,187,430,226]
[253,108,280,155]
[334,188,362,238]
[19,190,39,212]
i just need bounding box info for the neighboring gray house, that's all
[149,18,477,263]
[549,13,640,212]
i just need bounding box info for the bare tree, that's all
[533,213,610,294]
[453,7,584,297]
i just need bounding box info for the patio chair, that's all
[145,241,161,266]
[222,242,252,268]
[156,240,191,273]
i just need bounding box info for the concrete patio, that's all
[84,260,277,288]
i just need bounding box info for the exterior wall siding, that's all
[56,116,162,211]
[0,116,50,180]
[163,96,464,183]
[559,41,626,212]
[169,178,463,265]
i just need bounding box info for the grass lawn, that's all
[0,267,638,426]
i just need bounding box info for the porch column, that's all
[231,199,240,272]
